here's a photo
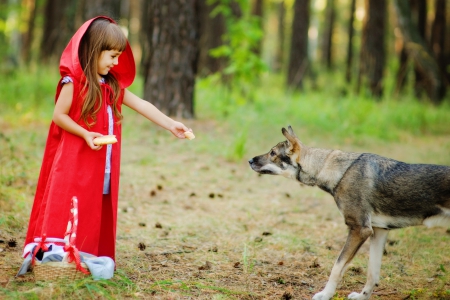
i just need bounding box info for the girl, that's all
[24,16,192,262]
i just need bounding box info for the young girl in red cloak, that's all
[24,16,193,263]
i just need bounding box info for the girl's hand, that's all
[169,121,192,139]
[84,131,104,150]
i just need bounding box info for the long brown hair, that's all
[78,18,127,127]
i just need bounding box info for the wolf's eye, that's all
[270,150,276,156]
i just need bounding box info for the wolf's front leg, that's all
[348,227,389,300]
[313,226,373,300]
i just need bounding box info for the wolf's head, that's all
[248,126,306,180]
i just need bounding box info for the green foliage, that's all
[226,127,248,162]
[208,0,267,103]
[0,66,58,122]
[197,73,450,149]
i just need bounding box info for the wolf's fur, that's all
[248,126,450,300]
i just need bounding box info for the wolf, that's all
[248,126,450,300]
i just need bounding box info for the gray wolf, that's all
[248,126,450,300]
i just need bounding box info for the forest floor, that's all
[1,111,450,299]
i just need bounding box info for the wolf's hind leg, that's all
[313,225,373,300]
[348,227,389,300]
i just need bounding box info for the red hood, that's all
[59,16,135,88]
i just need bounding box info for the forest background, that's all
[1,0,450,299]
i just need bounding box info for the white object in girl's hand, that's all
[184,131,195,140]
[93,135,117,145]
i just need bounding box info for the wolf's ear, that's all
[282,126,299,143]
[282,127,301,153]
[287,125,298,138]
[282,127,303,157]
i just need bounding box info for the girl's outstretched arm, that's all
[123,89,191,139]
[53,83,104,150]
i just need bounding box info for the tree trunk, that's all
[394,44,408,94]
[321,0,335,69]
[287,0,310,89]
[40,0,76,63]
[357,0,386,98]
[430,0,446,98]
[141,0,199,118]
[411,0,427,98]
[82,0,121,20]
[251,0,264,56]
[345,0,356,82]
[393,0,442,103]
[20,0,36,64]
[126,0,141,67]
[197,0,226,75]
[273,0,285,72]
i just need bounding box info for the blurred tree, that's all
[345,0,356,83]
[287,0,310,90]
[273,0,285,72]
[0,0,6,68]
[141,0,199,118]
[80,0,121,20]
[410,0,427,98]
[394,40,408,94]
[430,0,447,99]
[40,0,76,63]
[20,0,36,64]
[393,0,442,103]
[357,0,386,98]
[197,0,226,75]
[251,0,264,56]
[321,0,335,70]
[125,0,141,66]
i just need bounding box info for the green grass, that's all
[196,73,450,143]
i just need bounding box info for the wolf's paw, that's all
[348,291,371,300]
[312,291,334,300]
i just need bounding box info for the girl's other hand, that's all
[170,121,192,139]
[84,131,104,150]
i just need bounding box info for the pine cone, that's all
[8,238,17,247]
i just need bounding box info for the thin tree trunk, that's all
[127,0,141,66]
[393,0,442,103]
[287,0,310,90]
[430,0,446,98]
[251,0,264,56]
[141,0,199,118]
[20,0,36,64]
[411,0,427,98]
[345,0,356,82]
[395,43,408,94]
[273,0,285,72]
[197,0,226,75]
[357,0,386,98]
[321,0,335,69]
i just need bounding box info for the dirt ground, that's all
[1,115,450,299]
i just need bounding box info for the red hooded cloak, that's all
[25,16,135,261]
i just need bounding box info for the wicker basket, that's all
[33,261,90,281]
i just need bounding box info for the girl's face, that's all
[97,50,122,79]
